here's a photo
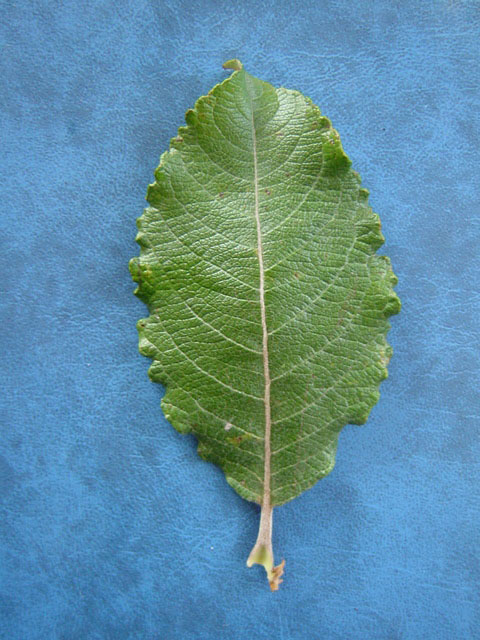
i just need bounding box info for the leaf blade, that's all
[130,63,400,582]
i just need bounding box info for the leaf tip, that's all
[222,58,243,71]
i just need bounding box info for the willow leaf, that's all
[130,59,401,590]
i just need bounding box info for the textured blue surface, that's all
[1,1,479,638]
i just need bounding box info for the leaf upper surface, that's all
[130,65,400,507]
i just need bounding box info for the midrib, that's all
[245,69,281,589]
[250,103,272,512]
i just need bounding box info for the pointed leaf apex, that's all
[222,59,243,71]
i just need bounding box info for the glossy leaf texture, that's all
[130,61,400,510]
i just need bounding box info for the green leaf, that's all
[130,61,401,590]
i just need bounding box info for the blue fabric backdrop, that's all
[1,1,479,638]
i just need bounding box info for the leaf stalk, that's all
[247,503,285,590]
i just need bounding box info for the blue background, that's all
[1,1,479,638]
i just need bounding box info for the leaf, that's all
[129,59,401,589]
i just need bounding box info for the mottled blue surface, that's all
[1,1,479,638]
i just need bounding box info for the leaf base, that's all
[247,543,285,591]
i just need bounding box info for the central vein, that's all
[251,105,272,516]
[245,70,283,590]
